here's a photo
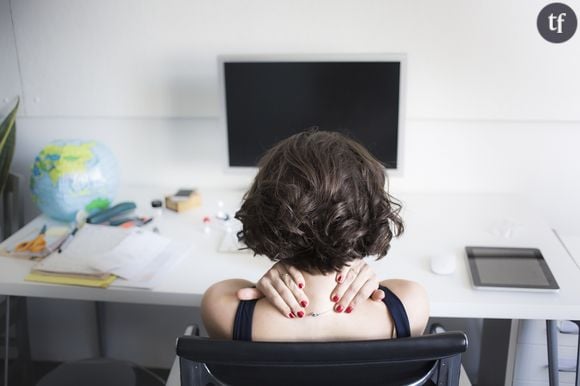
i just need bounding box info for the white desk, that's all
[1,188,580,386]
[382,193,580,321]
[2,188,578,320]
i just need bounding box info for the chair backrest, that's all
[177,331,468,386]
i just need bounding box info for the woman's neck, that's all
[300,272,339,314]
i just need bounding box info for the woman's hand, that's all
[237,260,384,317]
[237,262,308,318]
[330,260,385,313]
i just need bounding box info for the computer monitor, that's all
[218,54,406,171]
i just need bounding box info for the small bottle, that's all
[151,200,163,218]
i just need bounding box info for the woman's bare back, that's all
[202,278,429,342]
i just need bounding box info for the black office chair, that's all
[176,326,468,386]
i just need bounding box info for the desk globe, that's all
[30,140,120,222]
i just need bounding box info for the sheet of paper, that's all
[110,242,192,289]
[90,229,172,280]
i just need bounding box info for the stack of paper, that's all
[25,272,117,288]
[25,224,191,289]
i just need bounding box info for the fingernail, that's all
[288,312,295,318]
[300,300,308,307]
[345,306,353,313]
[337,275,342,282]
[298,283,304,289]
[336,305,344,313]
[297,311,304,318]
[332,295,339,302]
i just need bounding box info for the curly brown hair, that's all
[235,130,404,274]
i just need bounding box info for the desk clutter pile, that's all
[0,216,191,289]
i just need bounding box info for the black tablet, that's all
[466,247,559,292]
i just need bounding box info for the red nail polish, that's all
[337,275,342,282]
[288,312,295,318]
[297,311,304,318]
[336,305,344,312]
[332,295,339,302]
[345,306,353,313]
[298,283,304,289]
[300,300,307,307]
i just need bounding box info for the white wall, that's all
[7,0,580,121]
[1,0,580,369]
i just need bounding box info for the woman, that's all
[202,130,428,341]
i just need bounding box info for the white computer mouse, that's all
[430,254,456,275]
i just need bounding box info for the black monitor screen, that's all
[223,61,401,168]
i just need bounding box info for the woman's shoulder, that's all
[201,279,255,339]
[380,279,430,336]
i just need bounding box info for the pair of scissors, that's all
[15,225,47,253]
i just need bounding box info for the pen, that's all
[58,227,79,253]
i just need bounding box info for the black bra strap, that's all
[233,299,258,341]
[379,285,411,338]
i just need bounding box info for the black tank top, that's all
[232,284,411,341]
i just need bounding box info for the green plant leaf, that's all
[0,97,19,194]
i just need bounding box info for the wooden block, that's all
[165,190,201,212]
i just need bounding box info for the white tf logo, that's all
[538,3,577,43]
[548,12,567,33]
